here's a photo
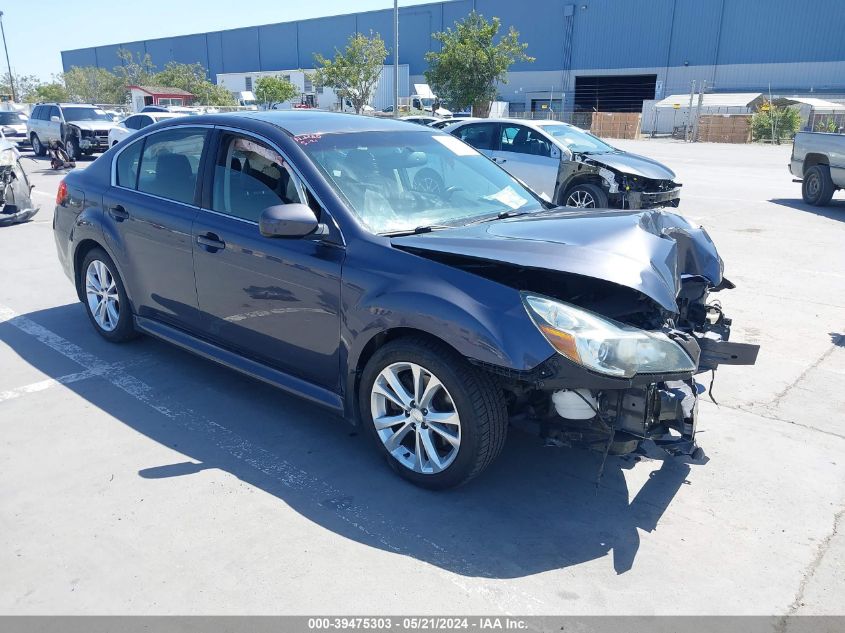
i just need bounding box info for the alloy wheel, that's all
[370,361,461,474]
[85,260,120,332]
[566,189,596,208]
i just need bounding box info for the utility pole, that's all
[693,80,705,142]
[686,80,696,142]
[0,12,15,102]
[393,0,399,118]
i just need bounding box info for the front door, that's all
[192,131,344,389]
[492,123,560,200]
[102,126,209,329]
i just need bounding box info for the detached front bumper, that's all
[0,205,39,226]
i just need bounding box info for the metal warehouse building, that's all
[61,0,845,113]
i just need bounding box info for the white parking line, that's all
[0,357,153,404]
[0,302,547,613]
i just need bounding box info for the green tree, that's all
[751,101,801,143]
[0,72,45,102]
[313,32,387,114]
[63,66,125,104]
[152,61,235,106]
[425,11,533,117]
[114,49,156,87]
[254,76,299,109]
[30,82,69,103]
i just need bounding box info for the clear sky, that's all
[2,0,437,81]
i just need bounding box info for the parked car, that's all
[109,112,187,146]
[400,115,441,126]
[27,104,121,160]
[53,111,757,489]
[0,110,30,146]
[445,118,681,207]
[0,139,38,226]
[789,131,844,206]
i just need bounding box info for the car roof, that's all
[452,117,575,129]
[208,110,429,136]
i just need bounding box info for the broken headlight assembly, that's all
[521,293,696,378]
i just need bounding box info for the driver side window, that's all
[500,125,552,158]
[211,133,304,223]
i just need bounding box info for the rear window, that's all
[116,139,143,189]
[136,128,207,205]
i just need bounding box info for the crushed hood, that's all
[392,208,723,313]
[578,150,677,181]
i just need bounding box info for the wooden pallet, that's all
[590,112,642,139]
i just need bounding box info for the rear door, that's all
[102,126,210,330]
[451,122,500,159]
[191,130,344,389]
[492,123,560,200]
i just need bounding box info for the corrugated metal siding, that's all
[717,0,845,65]
[60,0,845,82]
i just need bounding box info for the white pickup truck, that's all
[789,131,845,206]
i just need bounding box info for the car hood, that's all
[69,120,121,131]
[578,150,677,181]
[391,208,723,313]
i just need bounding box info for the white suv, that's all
[27,104,121,160]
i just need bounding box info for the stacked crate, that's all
[590,112,642,139]
[697,114,753,143]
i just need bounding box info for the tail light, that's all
[56,180,68,206]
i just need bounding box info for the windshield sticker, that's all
[431,135,476,156]
[483,186,528,210]
[294,134,322,146]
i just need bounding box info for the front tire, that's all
[802,165,835,207]
[65,136,80,162]
[564,182,609,208]
[360,337,507,489]
[80,248,137,342]
[31,133,45,157]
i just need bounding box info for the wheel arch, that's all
[345,327,473,424]
[804,153,830,173]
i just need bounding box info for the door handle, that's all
[108,204,129,220]
[197,233,226,250]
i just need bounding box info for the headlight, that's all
[0,147,17,167]
[522,293,696,378]
[1,126,15,135]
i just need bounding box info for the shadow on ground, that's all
[1,303,697,577]
[769,197,845,221]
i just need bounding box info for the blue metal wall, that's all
[61,0,845,78]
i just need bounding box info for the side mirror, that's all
[259,203,320,238]
[50,116,61,123]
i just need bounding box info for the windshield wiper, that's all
[469,210,532,225]
[383,225,452,237]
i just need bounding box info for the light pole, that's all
[0,12,14,102]
[393,0,399,118]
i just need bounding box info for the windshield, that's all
[0,112,26,124]
[299,130,543,234]
[62,107,114,122]
[537,123,616,154]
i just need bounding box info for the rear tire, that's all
[359,337,507,489]
[802,165,835,206]
[80,248,137,343]
[564,182,609,208]
[31,134,45,157]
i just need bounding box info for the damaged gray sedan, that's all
[0,140,38,227]
[446,118,681,209]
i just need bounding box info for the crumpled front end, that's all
[0,145,39,227]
